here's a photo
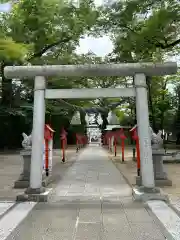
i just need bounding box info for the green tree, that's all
[0,0,99,106]
[94,0,180,132]
[0,0,99,148]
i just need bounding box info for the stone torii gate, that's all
[4,62,177,201]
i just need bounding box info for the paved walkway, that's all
[5,145,166,240]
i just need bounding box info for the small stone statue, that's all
[149,127,163,150]
[148,127,171,185]
[22,132,32,149]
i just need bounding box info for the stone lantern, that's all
[106,111,120,152]
[70,111,81,125]
[107,111,119,125]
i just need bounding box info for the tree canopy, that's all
[0,0,180,148]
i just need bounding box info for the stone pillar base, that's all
[16,188,53,202]
[14,150,53,189]
[25,186,45,194]
[136,176,172,187]
[14,178,29,188]
[14,149,31,189]
[132,186,169,202]
[14,172,52,189]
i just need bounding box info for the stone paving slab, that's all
[75,222,101,240]
[5,146,166,240]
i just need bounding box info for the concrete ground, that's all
[4,145,168,240]
[0,146,77,200]
[109,146,180,202]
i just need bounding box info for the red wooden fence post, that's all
[44,124,55,176]
[109,132,113,152]
[45,139,49,175]
[119,129,127,162]
[121,139,125,162]
[114,135,117,157]
[60,128,67,163]
[62,138,65,162]
[136,138,140,176]
[76,133,81,152]
[131,127,140,176]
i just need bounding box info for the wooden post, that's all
[61,128,67,162]
[136,138,141,176]
[45,139,49,176]
[114,136,117,157]
[131,127,141,176]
